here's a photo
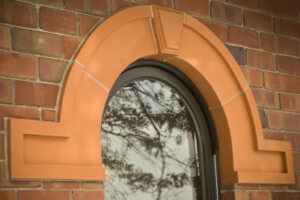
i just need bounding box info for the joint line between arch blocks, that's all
[149,5,158,54]
[76,59,110,93]
[209,88,250,110]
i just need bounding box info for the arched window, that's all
[101,60,220,199]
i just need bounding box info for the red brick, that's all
[247,49,276,71]
[234,184,257,190]
[91,0,108,15]
[72,191,104,200]
[257,184,288,190]
[0,134,4,159]
[258,109,267,128]
[235,191,249,200]
[39,58,67,83]
[228,0,257,9]
[268,111,300,132]
[42,110,56,121]
[15,81,59,108]
[0,190,15,200]
[226,44,246,65]
[229,26,259,48]
[277,36,300,57]
[175,0,209,17]
[252,89,279,109]
[64,36,82,59]
[264,72,300,93]
[211,2,242,25]
[0,0,37,28]
[281,93,300,112]
[0,25,10,50]
[293,153,300,171]
[19,190,70,200]
[32,31,62,58]
[273,192,300,200]
[241,68,263,88]
[290,172,300,190]
[0,162,41,187]
[66,0,107,16]
[275,18,300,38]
[136,0,172,7]
[244,10,273,32]
[40,7,77,35]
[250,191,271,200]
[260,33,276,52]
[12,28,63,58]
[0,79,12,104]
[277,56,300,75]
[222,191,234,200]
[0,51,38,80]
[260,0,300,19]
[285,133,300,151]
[200,20,228,42]
[79,14,100,36]
[65,0,83,11]
[22,0,64,7]
[263,131,283,141]
[81,182,104,189]
[43,181,80,189]
[111,0,135,12]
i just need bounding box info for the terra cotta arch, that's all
[9,5,294,184]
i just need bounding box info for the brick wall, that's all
[0,0,299,199]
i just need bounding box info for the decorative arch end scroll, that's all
[8,5,294,184]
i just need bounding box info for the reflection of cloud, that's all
[101,79,200,200]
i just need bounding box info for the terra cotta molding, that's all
[8,5,294,184]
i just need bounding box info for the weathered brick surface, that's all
[229,26,259,48]
[264,72,300,93]
[42,109,56,121]
[268,111,300,132]
[273,192,300,200]
[241,68,263,88]
[260,0,300,19]
[111,0,136,12]
[65,0,107,16]
[275,18,300,38]
[175,0,209,17]
[0,190,15,200]
[228,0,257,9]
[40,7,77,35]
[258,109,267,128]
[285,133,300,150]
[81,182,105,189]
[260,33,276,52]
[263,131,283,141]
[64,36,82,59]
[200,19,228,42]
[0,51,38,80]
[250,191,272,200]
[79,14,100,36]
[15,81,59,108]
[39,58,67,83]
[72,191,104,200]
[277,56,300,75]
[0,162,41,187]
[211,2,242,25]
[247,49,276,71]
[252,89,279,109]
[280,93,300,112]
[0,78,13,104]
[43,181,80,189]
[0,0,37,28]
[244,10,273,32]
[225,44,246,65]
[0,25,10,50]
[18,190,70,200]
[293,153,300,171]
[12,28,63,58]
[136,0,172,7]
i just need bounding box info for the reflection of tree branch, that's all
[132,84,166,200]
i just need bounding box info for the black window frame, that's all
[103,59,220,200]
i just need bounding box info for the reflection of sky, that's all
[102,79,199,200]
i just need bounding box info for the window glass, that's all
[102,78,202,200]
